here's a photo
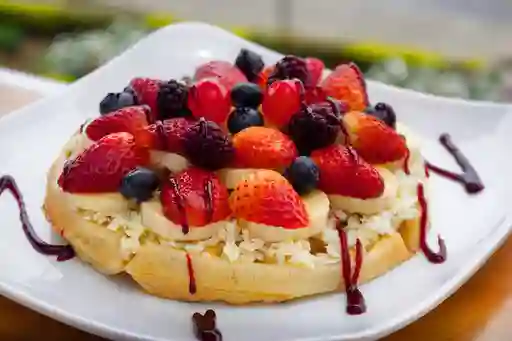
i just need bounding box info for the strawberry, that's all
[194,60,247,91]
[229,170,308,229]
[343,111,408,164]
[85,106,153,148]
[232,127,298,169]
[320,63,369,112]
[146,117,194,154]
[261,79,302,128]
[256,65,274,90]
[305,57,324,86]
[58,132,149,193]
[161,168,230,227]
[311,144,384,199]
[129,77,162,121]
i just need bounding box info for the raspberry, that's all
[268,55,310,86]
[288,101,341,154]
[183,118,234,170]
[157,80,191,119]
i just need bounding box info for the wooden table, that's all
[1,84,511,341]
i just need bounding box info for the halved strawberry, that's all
[229,170,308,229]
[343,111,407,164]
[85,106,153,148]
[232,126,298,169]
[305,57,325,86]
[311,144,384,199]
[58,132,149,193]
[129,77,162,120]
[146,117,194,154]
[193,60,247,91]
[320,63,369,112]
[161,168,230,227]
[256,65,274,90]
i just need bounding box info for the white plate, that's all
[1,22,512,341]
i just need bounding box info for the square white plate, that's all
[0,22,512,341]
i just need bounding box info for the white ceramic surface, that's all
[0,22,512,341]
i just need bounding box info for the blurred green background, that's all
[1,0,512,102]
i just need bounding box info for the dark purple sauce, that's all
[336,222,366,315]
[0,175,74,261]
[204,177,213,223]
[426,133,484,194]
[192,309,222,341]
[417,183,446,263]
[403,148,411,175]
[169,176,189,234]
[186,253,197,295]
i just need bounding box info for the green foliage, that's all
[0,22,24,53]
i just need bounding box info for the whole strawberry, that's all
[305,57,325,86]
[161,168,230,227]
[321,63,369,112]
[194,60,247,90]
[187,78,231,125]
[261,79,302,128]
[311,144,384,199]
[229,170,309,229]
[146,117,194,154]
[343,111,407,164]
[58,132,149,193]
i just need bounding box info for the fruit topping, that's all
[156,79,191,119]
[129,77,162,121]
[120,167,160,202]
[227,107,264,134]
[343,111,407,164]
[232,126,297,169]
[305,57,325,86]
[321,63,368,111]
[183,118,234,170]
[261,79,302,128]
[99,91,137,115]
[187,78,231,125]
[85,106,153,148]
[311,144,384,199]
[284,156,319,195]
[234,48,265,82]
[146,117,194,154]
[161,168,230,227]
[268,55,311,86]
[229,170,309,229]
[366,102,396,129]
[288,100,341,154]
[230,82,263,108]
[256,65,274,89]
[58,132,149,193]
[193,60,247,90]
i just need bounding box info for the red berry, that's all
[305,57,325,85]
[194,61,247,91]
[188,79,231,125]
[262,79,302,128]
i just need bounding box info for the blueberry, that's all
[120,167,160,202]
[227,107,264,134]
[230,83,263,108]
[284,156,319,195]
[99,91,137,115]
[235,48,265,82]
[368,102,396,129]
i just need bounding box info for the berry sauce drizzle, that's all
[186,253,197,295]
[192,309,222,341]
[0,175,75,261]
[417,183,447,263]
[155,120,168,151]
[204,177,213,223]
[336,222,366,315]
[169,177,189,234]
[403,149,411,175]
[426,133,484,194]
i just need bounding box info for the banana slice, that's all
[241,190,330,242]
[217,168,263,189]
[62,133,93,160]
[62,192,131,216]
[150,150,189,173]
[329,167,398,215]
[140,199,226,241]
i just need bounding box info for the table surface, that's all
[0,84,511,341]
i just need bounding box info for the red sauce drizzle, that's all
[169,176,189,234]
[425,164,430,178]
[155,120,168,151]
[336,223,366,315]
[426,133,484,194]
[204,177,213,223]
[417,183,446,263]
[0,175,75,261]
[403,148,411,175]
[192,309,222,341]
[186,253,197,295]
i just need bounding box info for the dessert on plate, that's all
[43,49,451,310]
